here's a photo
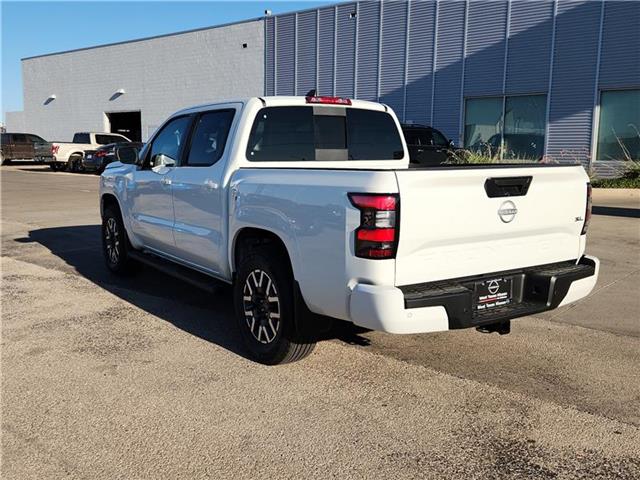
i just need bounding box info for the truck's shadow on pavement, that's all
[25,225,371,362]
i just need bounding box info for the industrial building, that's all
[6,0,639,172]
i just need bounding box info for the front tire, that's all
[233,247,315,364]
[102,206,135,274]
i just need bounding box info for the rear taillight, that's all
[305,95,352,105]
[95,150,108,158]
[581,182,592,235]
[51,145,59,154]
[349,193,399,259]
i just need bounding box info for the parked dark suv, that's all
[400,124,460,166]
[1,132,52,165]
[83,142,144,174]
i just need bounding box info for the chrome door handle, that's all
[161,177,172,186]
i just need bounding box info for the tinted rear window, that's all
[95,134,127,145]
[73,133,91,143]
[246,107,403,162]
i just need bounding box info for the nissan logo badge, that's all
[498,200,517,223]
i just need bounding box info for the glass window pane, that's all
[149,116,191,166]
[246,107,315,161]
[597,90,640,161]
[314,115,346,149]
[187,110,235,166]
[503,95,547,160]
[246,107,404,161]
[346,109,404,160]
[430,129,449,147]
[464,98,503,156]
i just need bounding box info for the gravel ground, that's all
[2,165,639,479]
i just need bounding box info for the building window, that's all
[464,97,503,156]
[596,90,640,161]
[464,95,547,161]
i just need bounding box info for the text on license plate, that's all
[474,277,513,311]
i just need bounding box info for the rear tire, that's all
[69,154,83,173]
[233,246,315,364]
[102,205,135,275]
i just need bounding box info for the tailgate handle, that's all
[484,176,532,198]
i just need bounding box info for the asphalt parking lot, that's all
[2,165,639,479]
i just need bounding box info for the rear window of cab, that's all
[246,106,404,162]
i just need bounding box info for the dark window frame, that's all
[141,114,194,170]
[181,108,236,168]
[245,106,404,162]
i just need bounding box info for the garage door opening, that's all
[106,111,141,142]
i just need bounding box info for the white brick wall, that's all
[13,20,264,141]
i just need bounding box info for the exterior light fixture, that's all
[110,89,126,101]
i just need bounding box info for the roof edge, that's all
[21,16,264,61]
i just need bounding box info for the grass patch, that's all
[592,177,640,188]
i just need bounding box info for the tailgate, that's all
[394,166,588,286]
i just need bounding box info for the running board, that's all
[128,250,221,294]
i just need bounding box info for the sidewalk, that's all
[592,188,640,208]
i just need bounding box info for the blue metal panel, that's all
[464,0,508,96]
[296,11,317,95]
[506,0,554,94]
[276,14,295,95]
[265,17,275,95]
[356,1,380,101]
[599,0,640,89]
[379,0,408,117]
[546,0,602,164]
[335,3,357,98]
[433,0,466,142]
[318,7,335,96]
[405,0,437,125]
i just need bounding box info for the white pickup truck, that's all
[51,132,130,172]
[99,95,599,364]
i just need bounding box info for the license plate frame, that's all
[473,277,513,312]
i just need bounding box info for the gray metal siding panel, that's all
[276,14,295,95]
[318,8,336,96]
[405,0,436,125]
[433,0,466,142]
[505,1,554,94]
[379,0,408,117]
[546,0,602,164]
[296,11,318,95]
[356,1,380,101]
[335,3,357,98]
[464,0,508,96]
[265,17,275,95]
[599,0,640,89]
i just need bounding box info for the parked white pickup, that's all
[99,96,599,364]
[50,132,130,172]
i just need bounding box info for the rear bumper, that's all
[349,255,599,334]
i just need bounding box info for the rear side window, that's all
[185,109,235,166]
[95,134,127,145]
[246,107,403,161]
[73,133,90,144]
[12,134,28,143]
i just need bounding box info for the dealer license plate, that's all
[474,277,513,311]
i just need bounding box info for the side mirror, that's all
[448,139,455,148]
[118,146,138,164]
[152,153,176,168]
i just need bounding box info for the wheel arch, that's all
[231,227,295,280]
[100,193,121,219]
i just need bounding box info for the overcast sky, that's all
[1,1,346,121]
